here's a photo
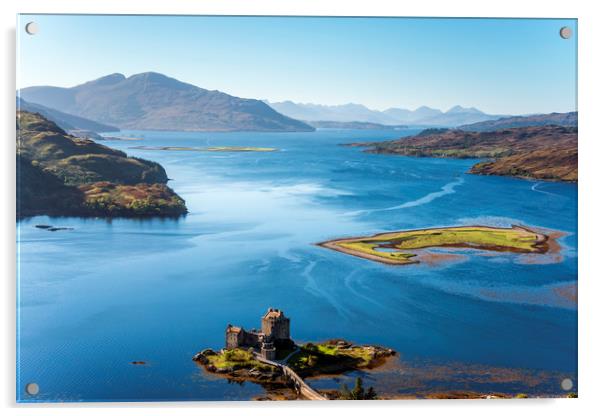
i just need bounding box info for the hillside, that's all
[20,72,314,132]
[17,97,119,133]
[17,111,187,217]
[460,112,577,132]
[351,125,577,182]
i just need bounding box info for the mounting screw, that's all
[25,383,39,395]
[25,22,38,35]
[559,26,572,40]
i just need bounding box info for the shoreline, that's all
[193,340,396,400]
[318,239,419,266]
[317,225,551,266]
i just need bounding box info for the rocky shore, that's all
[193,348,286,385]
[192,339,396,395]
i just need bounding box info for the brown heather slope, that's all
[17,111,187,218]
[351,125,577,182]
[459,112,577,132]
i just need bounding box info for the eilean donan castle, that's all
[226,308,291,360]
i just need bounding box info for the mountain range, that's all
[20,72,314,132]
[267,101,506,127]
[20,71,573,133]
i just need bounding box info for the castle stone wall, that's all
[225,308,291,351]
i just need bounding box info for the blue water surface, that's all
[16,128,577,401]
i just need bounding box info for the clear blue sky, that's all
[17,15,577,114]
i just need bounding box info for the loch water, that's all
[17,128,577,401]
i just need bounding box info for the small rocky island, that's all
[318,225,551,265]
[129,145,278,152]
[192,308,395,400]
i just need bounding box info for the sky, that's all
[17,15,577,114]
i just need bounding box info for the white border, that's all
[2,1,600,415]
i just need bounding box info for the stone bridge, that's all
[254,353,327,400]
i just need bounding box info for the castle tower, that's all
[261,308,290,341]
[260,341,276,360]
[225,324,243,349]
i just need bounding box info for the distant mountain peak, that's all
[128,71,175,82]
[79,73,126,87]
[21,72,314,132]
[121,72,198,92]
[446,105,484,114]
[339,103,371,110]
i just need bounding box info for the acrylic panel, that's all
[16,15,577,402]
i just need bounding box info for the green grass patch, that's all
[375,227,541,251]
[206,349,272,371]
[327,226,546,265]
[288,341,379,376]
[338,241,416,264]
